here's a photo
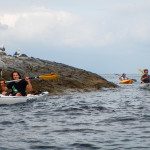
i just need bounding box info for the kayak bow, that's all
[119,79,133,84]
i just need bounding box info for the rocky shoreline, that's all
[0,53,117,95]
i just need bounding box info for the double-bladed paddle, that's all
[138,69,144,75]
[5,73,58,83]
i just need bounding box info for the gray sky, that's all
[0,0,150,74]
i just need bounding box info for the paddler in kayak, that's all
[0,71,32,96]
[141,69,150,84]
[119,73,129,80]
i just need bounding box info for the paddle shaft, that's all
[4,73,58,83]
[4,77,38,83]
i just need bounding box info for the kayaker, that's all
[119,73,128,80]
[141,69,150,84]
[0,71,32,96]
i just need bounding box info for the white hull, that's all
[140,83,150,90]
[0,92,48,105]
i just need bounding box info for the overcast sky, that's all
[0,0,150,74]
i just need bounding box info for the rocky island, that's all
[0,53,117,95]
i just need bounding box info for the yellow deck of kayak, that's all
[119,79,133,84]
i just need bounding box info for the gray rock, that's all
[0,54,117,95]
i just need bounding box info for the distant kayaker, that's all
[119,73,128,80]
[141,69,150,84]
[0,71,32,96]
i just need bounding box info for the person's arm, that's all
[141,76,146,81]
[25,77,32,91]
[141,75,149,83]
[119,76,122,80]
[124,76,128,80]
[141,77,145,81]
[0,81,8,92]
[141,77,144,82]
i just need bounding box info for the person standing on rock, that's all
[0,71,32,96]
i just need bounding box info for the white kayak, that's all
[140,83,150,90]
[0,91,48,105]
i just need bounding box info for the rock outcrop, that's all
[0,53,117,95]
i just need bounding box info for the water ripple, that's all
[1,74,150,149]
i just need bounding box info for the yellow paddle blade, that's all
[138,69,144,74]
[39,73,58,80]
[40,73,57,76]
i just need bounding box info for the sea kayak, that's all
[140,83,150,90]
[119,80,133,84]
[0,91,48,105]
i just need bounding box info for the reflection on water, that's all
[0,74,150,149]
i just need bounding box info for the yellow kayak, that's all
[119,79,133,84]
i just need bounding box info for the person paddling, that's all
[141,69,150,84]
[119,73,128,80]
[0,71,32,96]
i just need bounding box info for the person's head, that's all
[122,73,126,77]
[144,69,148,75]
[11,71,21,80]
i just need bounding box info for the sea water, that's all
[0,74,150,150]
